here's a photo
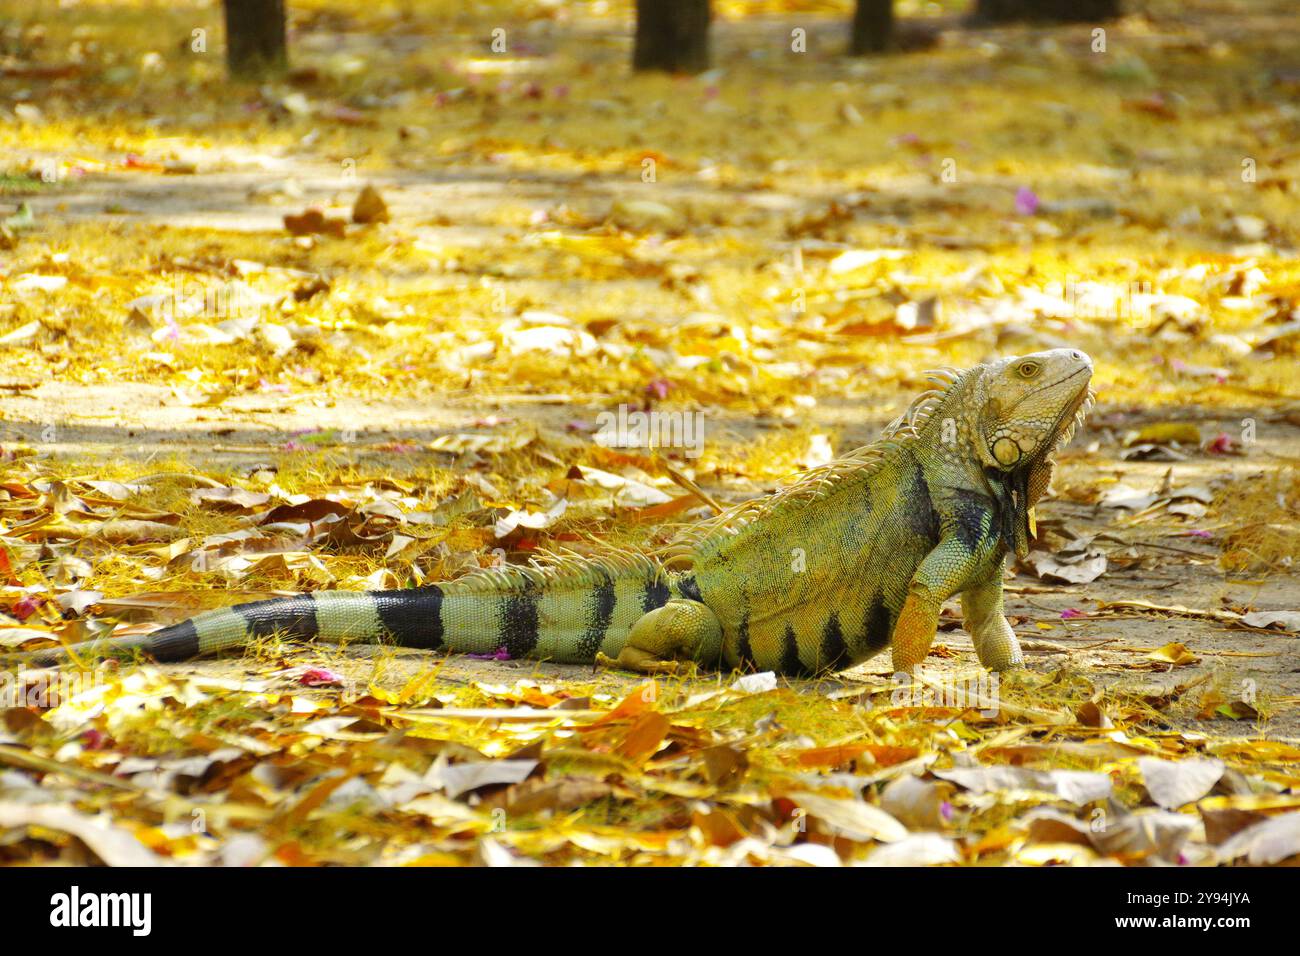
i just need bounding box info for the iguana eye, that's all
[1017,361,1041,378]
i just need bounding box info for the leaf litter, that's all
[1,0,1299,866]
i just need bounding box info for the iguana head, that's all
[970,348,1094,557]
[974,348,1094,474]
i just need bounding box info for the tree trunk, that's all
[974,0,1120,22]
[633,0,710,74]
[849,0,894,55]
[223,0,288,79]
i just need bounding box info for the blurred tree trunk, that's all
[849,0,893,55]
[223,0,288,78]
[634,0,710,74]
[974,0,1120,22]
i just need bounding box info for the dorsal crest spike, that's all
[444,547,664,595]
[924,367,960,388]
[882,365,977,440]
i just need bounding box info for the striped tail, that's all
[14,552,682,668]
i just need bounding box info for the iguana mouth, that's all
[1047,381,1095,455]
[1013,370,1094,471]
[999,378,1093,490]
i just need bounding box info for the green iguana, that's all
[16,349,1093,676]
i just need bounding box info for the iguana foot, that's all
[596,649,693,675]
[971,617,1023,671]
[596,599,721,675]
[996,666,1035,688]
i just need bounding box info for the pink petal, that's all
[1014,187,1039,216]
[299,667,344,687]
[12,595,43,621]
[645,378,671,401]
[1206,432,1235,454]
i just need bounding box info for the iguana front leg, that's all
[960,565,1022,671]
[596,598,722,675]
[891,536,983,674]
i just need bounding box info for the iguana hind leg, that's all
[596,598,722,675]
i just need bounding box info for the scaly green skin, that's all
[14,349,1093,676]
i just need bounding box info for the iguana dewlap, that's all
[18,349,1093,676]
